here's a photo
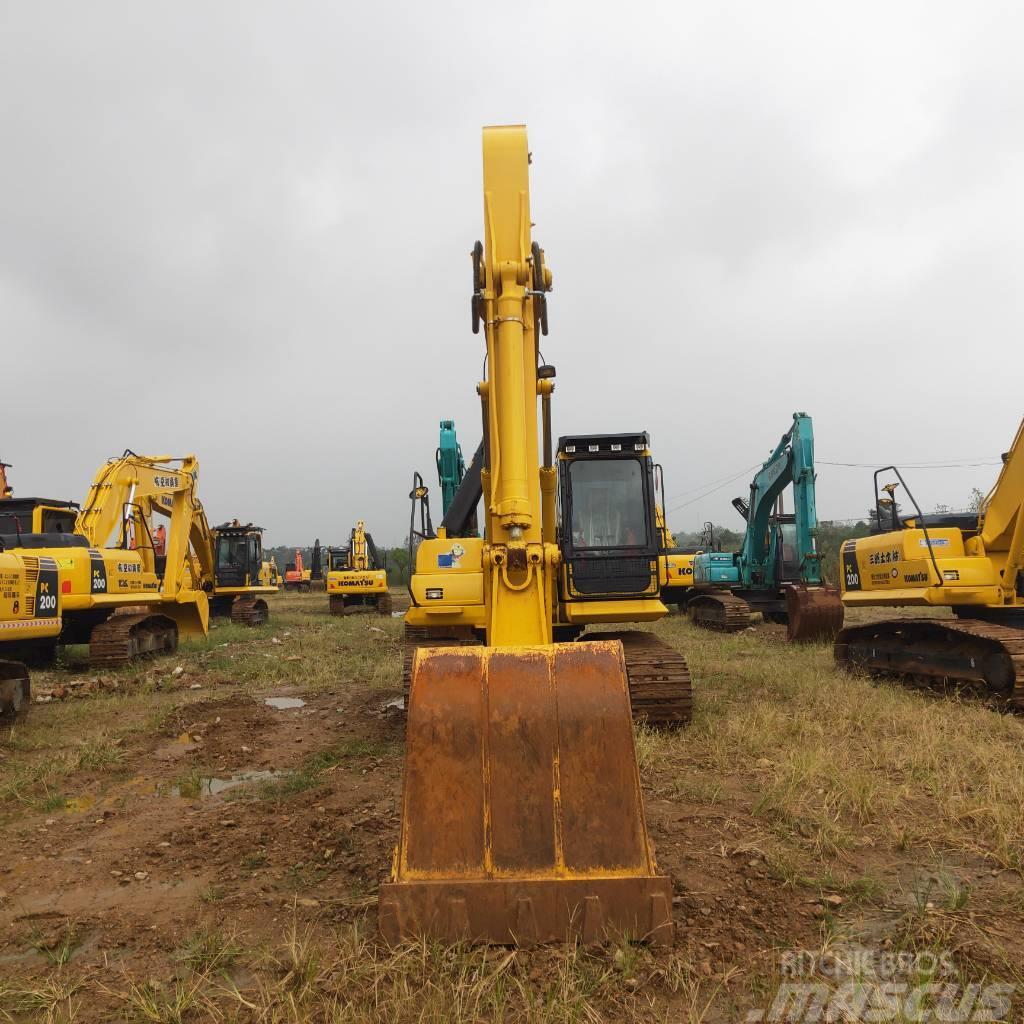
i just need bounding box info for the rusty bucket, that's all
[785,584,845,642]
[379,640,673,946]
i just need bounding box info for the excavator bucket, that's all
[380,640,673,946]
[0,661,30,718]
[785,584,844,642]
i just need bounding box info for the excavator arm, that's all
[436,420,467,518]
[75,452,205,603]
[736,412,824,587]
[979,417,1024,601]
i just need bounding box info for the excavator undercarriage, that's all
[835,617,1024,707]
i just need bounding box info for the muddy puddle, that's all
[169,770,280,799]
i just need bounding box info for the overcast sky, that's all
[2,2,1020,547]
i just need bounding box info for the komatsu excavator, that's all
[0,453,212,715]
[835,416,1024,704]
[205,521,278,626]
[379,126,675,946]
[326,521,391,615]
[259,557,282,589]
[687,413,844,640]
[406,428,692,724]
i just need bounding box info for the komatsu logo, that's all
[339,576,376,587]
[904,571,929,583]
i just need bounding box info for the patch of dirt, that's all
[0,684,407,989]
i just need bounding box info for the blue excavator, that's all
[687,412,844,640]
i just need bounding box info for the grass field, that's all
[1,593,1022,1022]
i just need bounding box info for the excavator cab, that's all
[558,433,661,601]
[0,498,79,538]
[327,546,350,572]
[213,523,264,588]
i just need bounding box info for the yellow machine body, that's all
[0,550,61,715]
[199,520,277,626]
[0,550,62,643]
[0,453,219,713]
[839,417,1024,612]
[327,521,391,615]
[382,126,672,946]
[405,531,487,629]
[654,506,697,608]
[835,418,1024,703]
[259,560,282,589]
[839,527,1007,608]
[74,453,212,636]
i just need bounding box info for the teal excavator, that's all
[687,412,844,640]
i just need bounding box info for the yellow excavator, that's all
[0,452,275,715]
[0,460,77,715]
[259,557,282,589]
[405,434,691,725]
[0,453,211,715]
[203,520,278,626]
[326,521,391,616]
[379,126,675,946]
[835,416,1024,704]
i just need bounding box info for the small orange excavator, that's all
[283,550,311,592]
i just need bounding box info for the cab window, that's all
[567,458,649,549]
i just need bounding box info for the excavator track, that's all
[687,591,752,633]
[88,612,178,669]
[587,631,692,727]
[377,592,393,616]
[0,660,30,718]
[835,617,1024,708]
[230,595,268,627]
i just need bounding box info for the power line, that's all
[665,463,762,513]
[819,459,1001,469]
[663,461,763,503]
[666,456,999,509]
